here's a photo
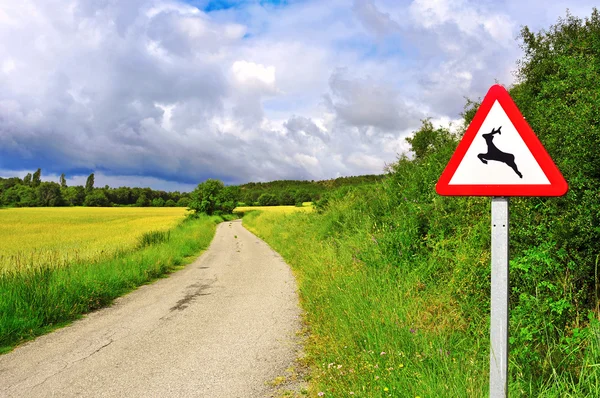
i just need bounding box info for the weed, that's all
[138,230,170,248]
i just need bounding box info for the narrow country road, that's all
[0,220,304,398]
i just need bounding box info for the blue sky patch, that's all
[188,0,289,13]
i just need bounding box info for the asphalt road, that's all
[0,220,303,397]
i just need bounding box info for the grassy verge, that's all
[0,214,221,353]
[243,206,600,397]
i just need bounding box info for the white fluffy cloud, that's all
[0,0,596,189]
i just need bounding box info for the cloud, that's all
[284,115,329,143]
[353,0,400,37]
[326,68,421,132]
[0,0,591,189]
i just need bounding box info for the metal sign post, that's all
[435,84,568,397]
[490,197,509,397]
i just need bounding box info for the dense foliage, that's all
[0,171,191,208]
[1,170,383,209]
[187,179,237,216]
[237,175,384,206]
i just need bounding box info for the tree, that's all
[60,173,67,188]
[23,173,32,186]
[510,8,600,297]
[165,199,176,207]
[257,193,278,206]
[85,173,95,193]
[152,197,165,207]
[136,193,150,207]
[31,168,41,187]
[405,119,454,160]
[294,190,311,204]
[176,197,190,207]
[37,182,64,206]
[63,186,86,206]
[84,190,110,207]
[279,190,295,205]
[188,179,225,215]
[15,185,37,207]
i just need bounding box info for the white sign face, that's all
[449,100,550,185]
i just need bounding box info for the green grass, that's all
[0,214,220,353]
[243,208,600,397]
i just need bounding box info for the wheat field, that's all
[0,207,187,272]
[234,202,314,214]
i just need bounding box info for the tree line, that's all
[236,175,384,206]
[0,169,383,209]
[0,170,191,208]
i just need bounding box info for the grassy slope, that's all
[244,204,600,397]
[0,214,220,353]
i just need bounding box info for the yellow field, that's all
[0,207,187,271]
[234,203,314,214]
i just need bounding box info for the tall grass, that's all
[138,230,171,248]
[0,215,220,353]
[244,194,600,397]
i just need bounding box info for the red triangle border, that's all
[436,85,568,196]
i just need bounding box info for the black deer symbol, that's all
[477,126,523,178]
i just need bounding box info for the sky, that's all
[0,0,597,192]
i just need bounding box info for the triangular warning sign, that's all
[436,84,568,196]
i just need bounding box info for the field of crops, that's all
[0,208,220,352]
[234,203,313,214]
[0,207,187,272]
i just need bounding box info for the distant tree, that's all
[15,185,37,207]
[293,190,311,204]
[111,187,132,205]
[2,186,19,206]
[60,173,67,188]
[186,180,239,214]
[279,190,295,205]
[257,193,278,206]
[188,179,225,215]
[152,197,165,207]
[63,186,86,206]
[31,168,41,187]
[37,182,64,207]
[136,193,150,207]
[85,173,95,193]
[84,190,110,207]
[165,199,176,207]
[23,173,32,186]
[176,197,190,207]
